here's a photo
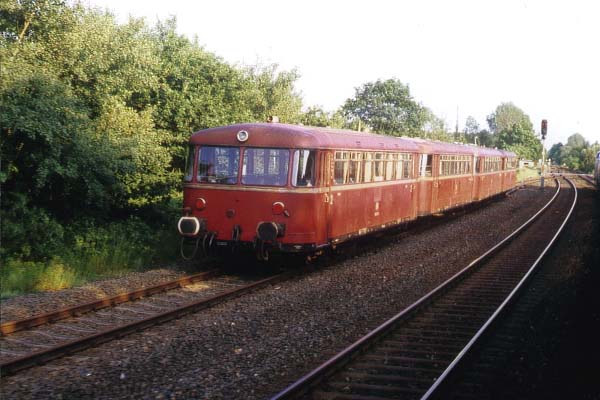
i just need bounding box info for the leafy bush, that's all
[1,218,179,297]
[0,1,304,297]
[0,193,65,261]
[64,218,155,275]
[1,258,77,297]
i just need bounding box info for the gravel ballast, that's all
[0,269,191,324]
[1,183,556,399]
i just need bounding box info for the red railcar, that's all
[177,123,516,260]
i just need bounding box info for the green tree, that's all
[300,106,347,128]
[245,64,302,123]
[300,106,331,127]
[0,64,127,259]
[0,0,317,268]
[488,102,541,160]
[553,133,598,172]
[581,145,599,173]
[548,142,563,165]
[342,78,427,136]
[422,109,452,141]
[462,116,496,147]
[152,19,256,135]
[0,67,119,216]
[464,116,480,135]
[93,98,177,208]
[0,0,72,43]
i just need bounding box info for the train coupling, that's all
[256,222,286,242]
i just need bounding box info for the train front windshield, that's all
[197,146,240,184]
[242,148,289,186]
[189,146,317,187]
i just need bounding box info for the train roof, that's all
[190,123,515,157]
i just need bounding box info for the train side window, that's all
[363,153,373,183]
[348,152,362,184]
[292,150,316,187]
[403,154,413,179]
[420,154,432,177]
[374,153,385,181]
[184,145,195,182]
[395,153,403,179]
[334,151,348,185]
[386,153,396,180]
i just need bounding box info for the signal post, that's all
[541,119,547,189]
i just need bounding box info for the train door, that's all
[410,153,419,219]
[472,155,479,200]
[323,151,334,243]
[500,158,507,191]
[417,153,433,216]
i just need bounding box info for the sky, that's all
[83,0,600,147]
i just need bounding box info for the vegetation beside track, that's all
[2,1,594,297]
[516,166,540,182]
[1,216,181,298]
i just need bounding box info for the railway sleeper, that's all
[324,381,425,396]
[401,322,479,335]
[350,362,443,378]
[338,371,434,386]
[361,354,448,368]
[374,346,457,359]
[381,340,464,353]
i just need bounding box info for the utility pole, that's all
[455,106,459,141]
[541,119,547,189]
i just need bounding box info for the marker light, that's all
[236,130,249,142]
[195,197,206,210]
[272,201,285,215]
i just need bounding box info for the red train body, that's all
[177,123,517,260]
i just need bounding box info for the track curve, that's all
[272,177,577,400]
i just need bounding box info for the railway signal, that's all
[541,119,548,189]
[541,119,548,140]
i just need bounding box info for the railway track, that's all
[0,269,221,335]
[0,269,289,375]
[272,177,577,400]
[0,180,554,380]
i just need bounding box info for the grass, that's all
[1,221,180,299]
[517,166,541,182]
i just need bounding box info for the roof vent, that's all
[267,116,279,123]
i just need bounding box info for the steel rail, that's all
[1,269,220,336]
[270,179,563,400]
[0,272,288,375]
[573,173,596,186]
[421,176,577,399]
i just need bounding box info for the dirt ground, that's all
[492,179,600,399]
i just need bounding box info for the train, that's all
[177,122,517,260]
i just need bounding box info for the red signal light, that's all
[541,119,548,140]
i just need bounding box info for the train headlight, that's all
[178,216,206,236]
[195,197,206,211]
[236,130,249,142]
[272,201,285,215]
